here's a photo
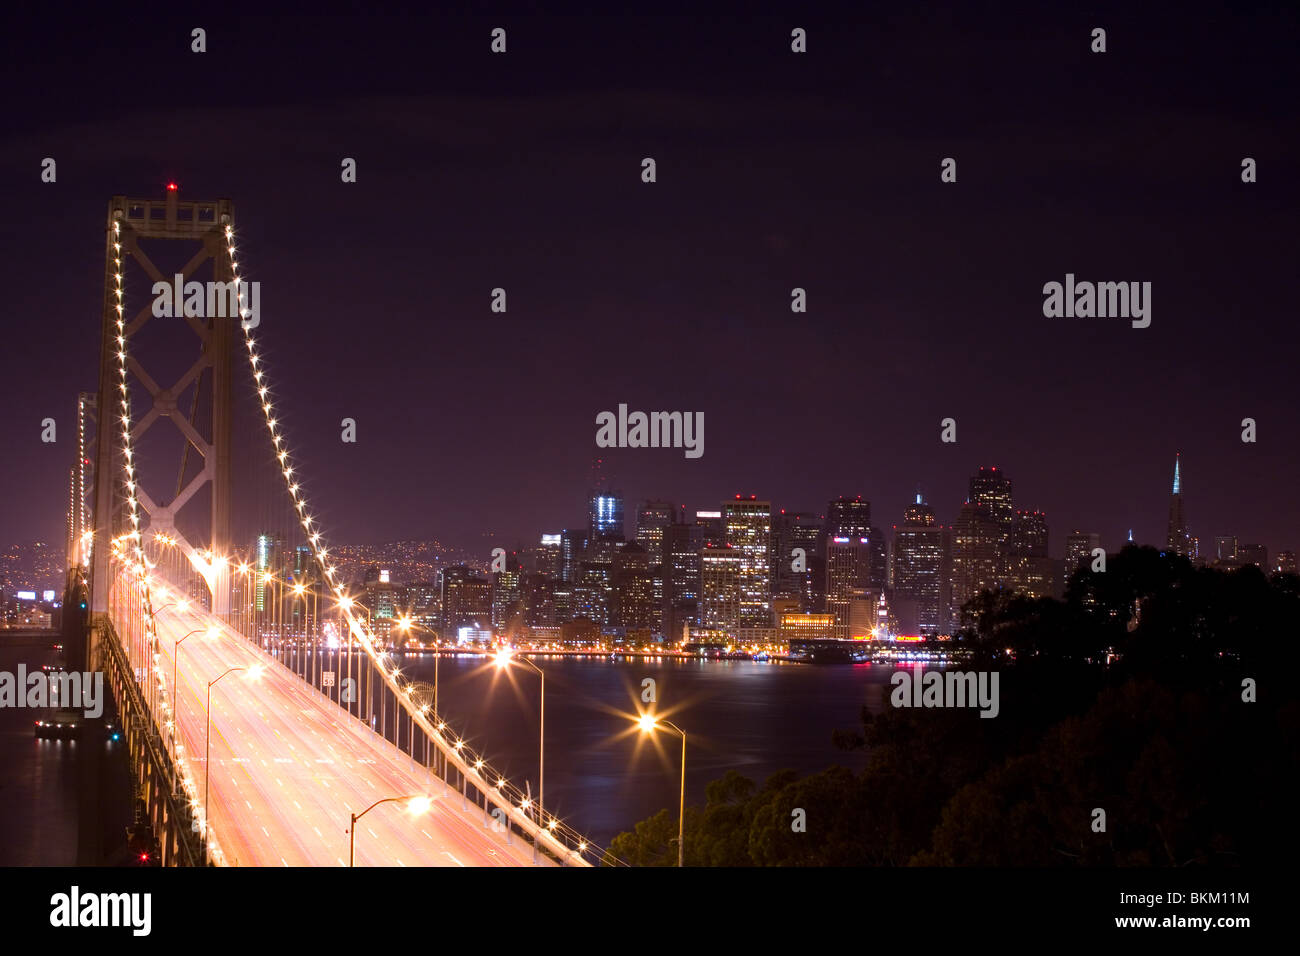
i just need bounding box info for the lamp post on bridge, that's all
[233,561,253,641]
[145,600,187,721]
[204,665,245,863]
[291,580,311,683]
[396,615,440,721]
[347,794,431,866]
[493,646,545,858]
[170,627,209,778]
[336,595,372,721]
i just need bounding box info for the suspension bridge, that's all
[62,188,607,867]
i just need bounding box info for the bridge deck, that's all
[152,603,548,866]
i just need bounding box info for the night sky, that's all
[2,7,1297,562]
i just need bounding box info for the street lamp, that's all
[336,593,372,627]
[336,595,372,720]
[233,562,253,638]
[639,713,687,867]
[172,628,212,713]
[291,581,308,680]
[204,666,246,862]
[348,794,431,866]
[171,627,211,767]
[494,646,545,859]
[143,601,187,715]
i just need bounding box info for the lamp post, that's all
[494,647,544,852]
[290,582,307,680]
[233,562,252,639]
[336,595,372,719]
[639,714,687,867]
[171,627,208,769]
[347,794,431,866]
[337,594,372,628]
[204,666,245,862]
[144,601,186,717]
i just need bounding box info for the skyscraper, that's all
[694,510,726,548]
[969,467,1015,542]
[825,533,869,637]
[663,519,700,640]
[612,543,656,631]
[826,497,872,542]
[699,544,741,632]
[1165,454,1192,558]
[772,510,822,607]
[559,528,587,584]
[1007,510,1054,598]
[892,493,948,636]
[573,537,617,626]
[589,490,625,541]
[634,500,676,567]
[491,552,524,630]
[523,572,556,627]
[1011,511,1048,557]
[950,502,1001,625]
[534,533,562,578]
[439,566,492,635]
[1064,531,1102,590]
[1214,536,1239,565]
[723,496,772,626]
[867,527,888,590]
[365,567,399,623]
[1237,543,1267,570]
[254,532,284,612]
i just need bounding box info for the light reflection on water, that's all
[373,655,898,850]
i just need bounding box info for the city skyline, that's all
[6,449,1293,599]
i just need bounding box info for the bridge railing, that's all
[95,612,204,866]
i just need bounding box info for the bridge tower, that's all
[90,189,236,617]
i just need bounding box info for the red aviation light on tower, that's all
[166,182,178,191]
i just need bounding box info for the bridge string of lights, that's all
[109,218,229,866]
[222,226,614,866]
[108,212,160,747]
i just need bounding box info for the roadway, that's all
[141,597,546,866]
